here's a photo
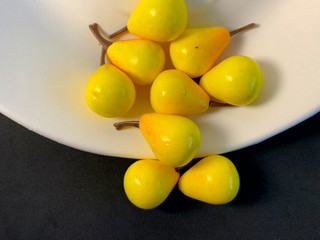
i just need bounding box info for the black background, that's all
[0,112,319,240]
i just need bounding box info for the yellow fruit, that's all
[139,113,201,167]
[200,55,263,106]
[107,39,165,85]
[150,69,210,115]
[179,155,240,205]
[123,159,180,209]
[127,0,188,42]
[85,64,135,118]
[170,27,230,78]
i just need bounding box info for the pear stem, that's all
[113,121,140,130]
[209,100,232,107]
[105,22,256,40]
[229,23,256,37]
[175,158,200,172]
[100,46,106,66]
[89,23,113,49]
[108,26,128,39]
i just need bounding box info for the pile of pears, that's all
[84,0,263,209]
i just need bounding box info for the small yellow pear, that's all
[123,159,180,209]
[150,69,210,115]
[170,27,230,78]
[127,0,188,42]
[139,113,201,168]
[107,39,165,86]
[200,55,263,106]
[85,64,136,118]
[178,155,240,205]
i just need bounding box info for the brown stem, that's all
[229,23,256,37]
[108,26,128,39]
[113,121,140,130]
[209,100,233,107]
[89,23,113,49]
[104,22,256,40]
[175,158,200,172]
[100,46,106,66]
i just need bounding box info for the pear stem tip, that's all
[113,121,140,130]
[230,23,257,37]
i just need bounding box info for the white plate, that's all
[1,0,319,158]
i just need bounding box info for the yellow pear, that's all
[139,113,201,168]
[169,26,230,78]
[178,155,240,205]
[200,55,263,105]
[89,23,165,86]
[123,159,180,209]
[150,69,210,115]
[127,0,188,42]
[85,64,136,118]
[107,39,165,85]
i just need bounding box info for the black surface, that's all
[0,112,319,240]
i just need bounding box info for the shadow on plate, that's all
[122,85,154,119]
[251,59,282,106]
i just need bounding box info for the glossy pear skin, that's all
[85,64,135,118]
[170,27,230,78]
[150,69,210,115]
[127,0,188,42]
[200,55,263,106]
[107,39,165,86]
[178,155,240,205]
[123,159,180,209]
[139,113,201,168]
